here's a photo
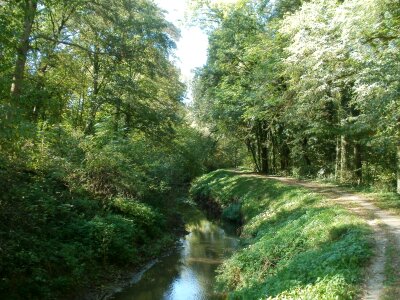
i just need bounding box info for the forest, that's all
[0,0,399,299]
[0,0,226,298]
[192,0,400,192]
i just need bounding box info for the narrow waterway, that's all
[111,207,239,300]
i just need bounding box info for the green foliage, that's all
[0,159,177,299]
[221,202,242,223]
[192,2,283,173]
[0,0,221,298]
[192,0,400,191]
[191,170,373,299]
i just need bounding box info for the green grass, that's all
[314,178,400,215]
[365,193,400,215]
[190,170,373,299]
[382,229,400,300]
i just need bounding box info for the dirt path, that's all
[246,174,400,300]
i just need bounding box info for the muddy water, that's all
[111,209,239,300]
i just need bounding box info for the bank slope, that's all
[190,170,373,299]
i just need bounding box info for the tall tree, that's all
[10,0,38,101]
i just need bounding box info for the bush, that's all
[221,203,242,223]
[0,160,174,299]
[0,111,218,299]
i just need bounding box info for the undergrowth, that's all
[0,163,178,299]
[190,170,373,299]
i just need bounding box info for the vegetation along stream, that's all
[111,205,239,300]
[2,0,400,299]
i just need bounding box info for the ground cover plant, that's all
[0,160,178,299]
[363,193,400,216]
[190,170,373,299]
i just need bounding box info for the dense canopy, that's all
[192,0,400,192]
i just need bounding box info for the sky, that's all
[154,0,237,102]
[154,0,209,82]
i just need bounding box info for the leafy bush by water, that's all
[0,121,219,299]
[0,163,174,299]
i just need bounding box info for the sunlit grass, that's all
[366,193,400,215]
[314,178,400,215]
[382,230,400,299]
[190,170,373,299]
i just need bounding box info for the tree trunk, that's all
[397,116,400,194]
[256,124,262,172]
[302,137,311,174]
[340,135,348,183]
[11,0,38,100]
[335,137,340,180]
[259,122,269,174]
[85,50,100,135]
[246,139,260,172]
[354,143,362,185]
[260,143,269,174]
[338,86,353,183]
[280,142,290,172]
[397,141,400,194]
[271,133,277,173]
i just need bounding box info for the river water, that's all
[111,209,239,300]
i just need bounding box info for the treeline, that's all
[0,0,228,298]
[192,0,400,192]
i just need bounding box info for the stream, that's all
[111,206,239,300]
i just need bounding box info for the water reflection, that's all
[112,217,239,300]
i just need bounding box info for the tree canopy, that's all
[0,0,228,297]
[192,0,400,192]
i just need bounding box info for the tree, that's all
[10,0,38,101]
[193,0,288,173]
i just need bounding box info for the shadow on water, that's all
[111,206,239,300]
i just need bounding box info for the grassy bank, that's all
[190,170,373,299]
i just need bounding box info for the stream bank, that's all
[190,170,374,299]
[108,199,239,300]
